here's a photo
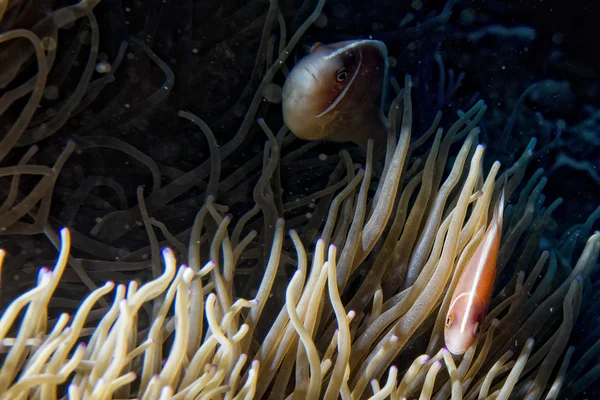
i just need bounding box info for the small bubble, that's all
[318,153,328,161]
[313,13,328,28]
[43,86,60,100]
[78,31,91,45]
[233,104,246,118]
[552,32,564,45]
[459,8,476,26]
[46,108,57,118]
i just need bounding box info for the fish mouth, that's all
[445,340,468,356]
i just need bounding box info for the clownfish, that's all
[282,40,389,155]
[444,186,506,355]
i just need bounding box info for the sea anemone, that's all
[2,74,599,398]
[1,0,599,399]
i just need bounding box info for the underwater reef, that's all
[0,0,599,399]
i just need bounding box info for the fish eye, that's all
[336,70,348,82]
[445,314,454,328]
[473,321,480,335]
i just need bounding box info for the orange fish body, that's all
[282,40,389,154]
[444,188,505,355]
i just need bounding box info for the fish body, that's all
[282,40,389,153]
[444,188,506,355]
